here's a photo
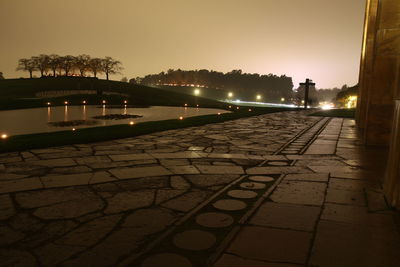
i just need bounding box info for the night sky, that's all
[0,0,365,88]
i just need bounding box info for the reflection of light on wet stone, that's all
[268,161,289,166]
[227,189,258,199]
[240,182,266,190]
[213,199,247,211]
[140,253,192,267]
[249,176,275,183]
[196,212,234,228]
[173,230,216,251]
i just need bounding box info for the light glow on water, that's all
[0,106,230,136]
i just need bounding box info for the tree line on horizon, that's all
[138,69,294,102]
[16,54,123,80]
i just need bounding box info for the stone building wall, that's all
[357,0,400,208]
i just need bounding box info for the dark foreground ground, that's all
[0,110,398,267]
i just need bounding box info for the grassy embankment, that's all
[0,77,224,110]
[0,77,296,152]
[309,108,356,118]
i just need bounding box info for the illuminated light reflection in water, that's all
[47,107,51,122]
[64,105,68,121]
[83,105,87,120]
[0,106,229,136]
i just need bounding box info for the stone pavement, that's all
[0,111,399,267]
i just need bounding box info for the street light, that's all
[194,89,200,96]
[228,92,233,98]
[256,95,261,100]
[281,98,285,102]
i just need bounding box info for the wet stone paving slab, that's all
[0,111,399,267]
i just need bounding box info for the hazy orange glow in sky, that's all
[0,0,365,88]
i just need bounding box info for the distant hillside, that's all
[138,69,294,102]
[154,85,229,100]
[0,77,225,110]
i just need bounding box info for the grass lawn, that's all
[0,77,225,110]
[309,108,355,118]
[0,106,297,152]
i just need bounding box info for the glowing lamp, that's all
[322,104,333,110]
[124,100,128,104]
[248,109,252,111]
[129,121,134,125]
[194,89,200,95]
[228,92,233,97]
[184,103,188,107]
[82,100,86,104]
[64,101,68,105]
[217,112,221,115]
[281,98,285,102]
[256,95,261,100]
[179,116,183,120]
[47,102,51,106]
[236,107,240,110]
[102,100,106,104]
[1,134,7,139]
[196,104,199,107]
[228,105,232,109]
[72,128,76,131]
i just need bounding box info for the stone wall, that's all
[357,0,400,209]
[357,0,400,145]
[383,100,400,208]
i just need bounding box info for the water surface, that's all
[0,105,228,136]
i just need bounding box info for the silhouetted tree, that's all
[88,58,103,78]
[59,55,75,76]
[48,54,61,76]
[16,58,36,78]
[32,54,50,77]
[16,54,125,80]
[101,57,122,80]
[74,54,91,76]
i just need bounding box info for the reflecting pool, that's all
[0,105,229,136]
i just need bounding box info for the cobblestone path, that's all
[0,111,399,267]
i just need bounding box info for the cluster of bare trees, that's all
[16,54,122,80]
